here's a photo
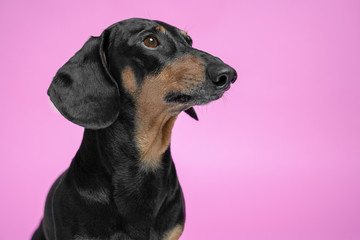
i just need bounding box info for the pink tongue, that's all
[184,107,198,121]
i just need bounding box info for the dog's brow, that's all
[156,25,166,34]
[180,30,188,37]
[179,30,192,45]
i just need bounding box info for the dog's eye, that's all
[143,36,159,48]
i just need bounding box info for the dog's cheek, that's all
[121,66,138,96]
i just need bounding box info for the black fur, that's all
[33,18,236,240]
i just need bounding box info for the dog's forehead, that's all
[113,18,186,38]
[153,20,185,36]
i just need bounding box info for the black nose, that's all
[208,64,237,90]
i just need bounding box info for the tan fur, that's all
[121,66,138,94]
[163,224,184,240]
[103,52,107,65]
[121,55,205,169]
[180,30,188,37]
[156,25,166,34]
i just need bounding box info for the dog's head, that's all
[48,18,237,129]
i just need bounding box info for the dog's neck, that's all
[75,110,178,174]
[68,117,179,224]
[134,106,178,170]
[70,113,182,230]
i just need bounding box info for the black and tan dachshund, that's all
[32,18,237,240]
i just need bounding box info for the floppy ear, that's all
[48,30,120,129]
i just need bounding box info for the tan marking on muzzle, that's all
[134,55,205,169]
[163,224,184,240]
[154,55,205,95]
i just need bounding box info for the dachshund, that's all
[32,18,237,240]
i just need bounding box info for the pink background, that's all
[1,0,360,239]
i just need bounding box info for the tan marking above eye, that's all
[180,30,188,37]
[156,25,165,33]
[143,36,159,48]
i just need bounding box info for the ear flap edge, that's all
[48,33,120,129]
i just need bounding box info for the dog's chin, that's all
[164,91,225,121]
[190,92,224,105]
[165,91,224,106]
